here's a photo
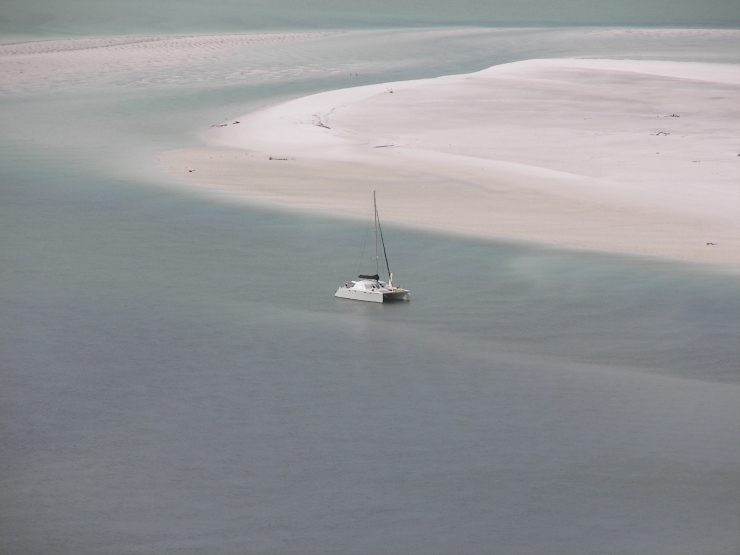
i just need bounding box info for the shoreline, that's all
[160,58,740,267]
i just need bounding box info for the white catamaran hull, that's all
[335,288,410,303]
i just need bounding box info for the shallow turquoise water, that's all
[1,25,739,555]
[2,0,739,37]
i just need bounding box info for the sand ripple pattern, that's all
[0,33,332,93]
[589,28,740,39]
[2,28,739,97]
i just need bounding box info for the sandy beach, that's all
[161,58,740,266]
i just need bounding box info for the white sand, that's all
[0,33,331,93]
[165,58,736,265]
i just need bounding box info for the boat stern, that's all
[382,289,410,302]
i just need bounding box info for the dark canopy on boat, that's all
[358,274,380,280]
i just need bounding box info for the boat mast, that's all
[374,191,379,277]
[374,191,392,283]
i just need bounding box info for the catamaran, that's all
[335,192,410,303]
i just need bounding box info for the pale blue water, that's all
[2,0,739,37]
[1,20,739,555]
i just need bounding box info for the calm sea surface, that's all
[2,0,739,36]
[1,20,739,555]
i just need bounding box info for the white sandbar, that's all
[161,58,740,266]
